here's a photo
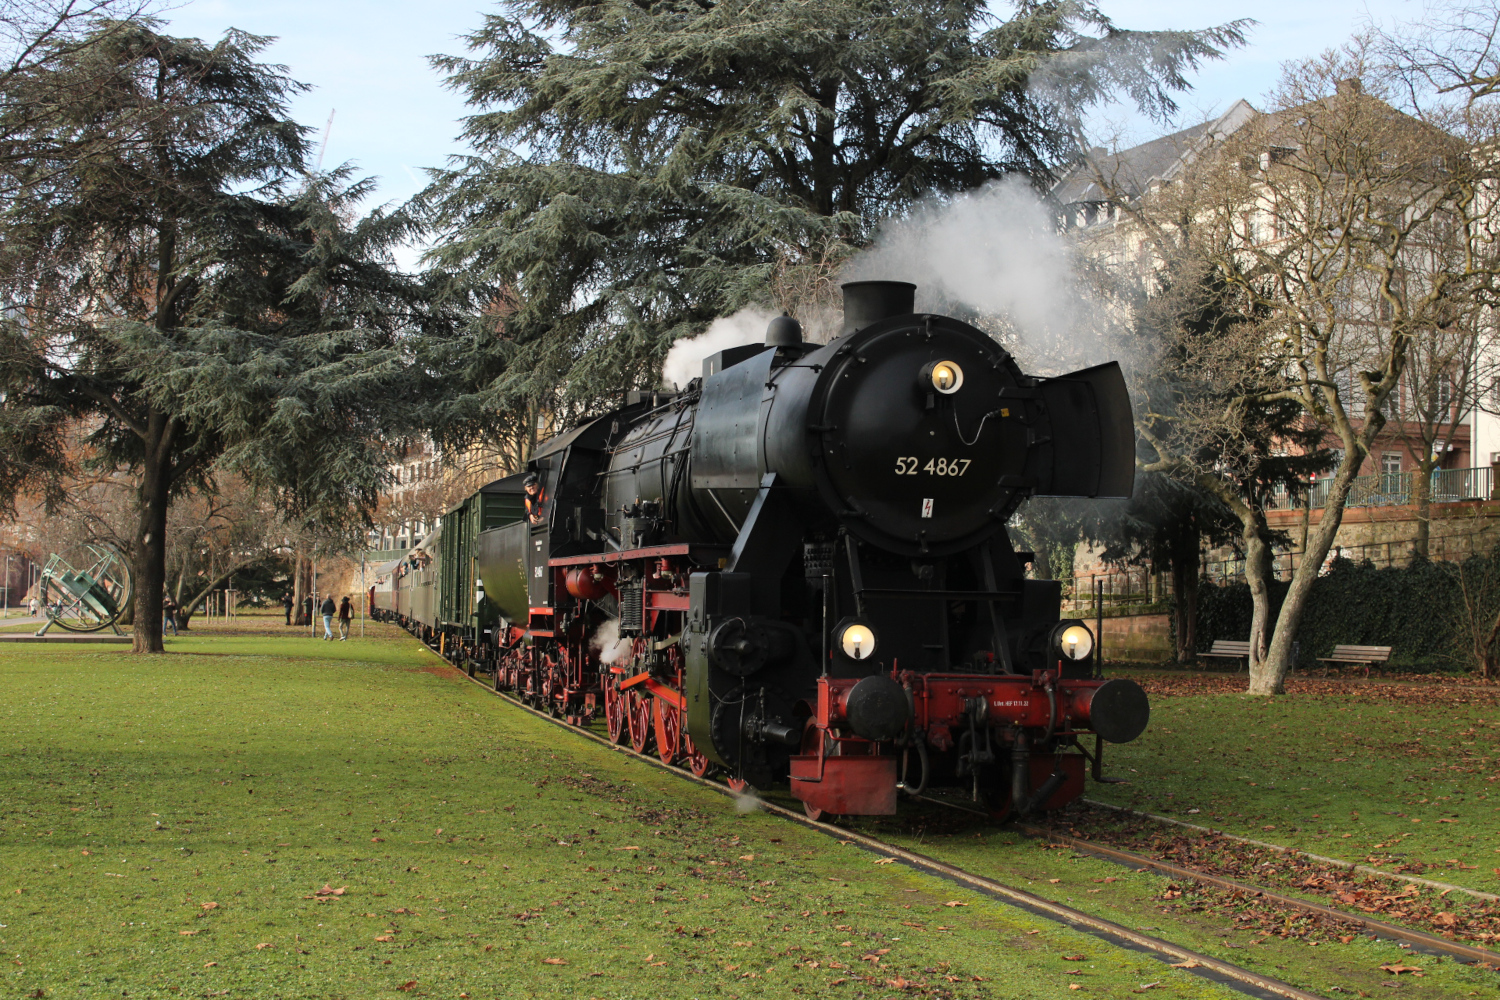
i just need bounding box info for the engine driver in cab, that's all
[523,473,547,525]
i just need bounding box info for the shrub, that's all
[1193,549,1500,673]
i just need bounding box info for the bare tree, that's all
[1450,554,1500,677]
[163,478,290,628]
[1095,37,1500,693]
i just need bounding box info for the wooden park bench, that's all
[1200,639,1250,670]
[1316,644,1392,677]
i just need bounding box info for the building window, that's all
[1380,452,1402,475]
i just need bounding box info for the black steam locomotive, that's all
[373,281,1149,819]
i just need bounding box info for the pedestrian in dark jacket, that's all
[283,592,294,626]
[302,595,313,627]
[320,595,335,640]
[337,596,353,640]
[162,596,178,636]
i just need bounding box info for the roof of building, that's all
[1051,99,1257,206]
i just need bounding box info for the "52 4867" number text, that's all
[894,456,971,476]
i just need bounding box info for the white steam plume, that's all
[661,307,778,388]
[843,178,1107,374]
[590,619,635,666]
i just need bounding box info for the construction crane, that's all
[316,109,335,170]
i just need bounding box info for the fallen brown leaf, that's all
[255,943,272,950]
[543,958,567,965]
[396,981,417,992]
[1378,964,1423,974]
[942,900,968,907]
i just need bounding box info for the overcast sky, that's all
[161,0,1426,253]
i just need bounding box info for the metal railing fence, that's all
[1265,465,1495,512]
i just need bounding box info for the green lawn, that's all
[0,617,1249,999]
[1097,672,1500,889]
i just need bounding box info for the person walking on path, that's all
[162,595,178,636]
[27,596,37,617]
[283,591,293,626]
[301,595,313,627]
[337,595,352,640]
[320,594,335,640]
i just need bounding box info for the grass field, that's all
[0,616,1255,1000]
[1096,672,1500,888]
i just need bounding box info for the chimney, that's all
[841,281,916,336]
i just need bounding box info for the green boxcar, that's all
[438,473,528,639]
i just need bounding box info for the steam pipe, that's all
[1010,731,1030,814]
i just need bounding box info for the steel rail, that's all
[420,643,1327,1000]
[1080,798,1500,902]
[1011,821,1500,967]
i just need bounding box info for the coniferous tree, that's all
[420,0,1249,448]
[0,23,445,652]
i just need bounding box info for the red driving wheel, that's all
[626,686,654,754]
[653,698,682,765]
[604,672,629,745]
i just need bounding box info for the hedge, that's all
[1193,551,1500,672]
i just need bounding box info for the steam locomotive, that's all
[373,281,1149,819]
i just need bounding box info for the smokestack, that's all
[841,280,916,336]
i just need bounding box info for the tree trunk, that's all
[1412,456,1435,560]
[1254,462,1364,694]
[1243,514,1276,689]
[292,549,306,625]
[1482,603,1500,681]
[1169,517,1199,664]
[131,426,172,654]
[177,561,258,628]
[1032,542,1054,581]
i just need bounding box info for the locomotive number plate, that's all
[894,456,972,476]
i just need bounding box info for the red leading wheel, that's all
[604,673,629,745]
[653,698,682,765]
[626,686,654,754]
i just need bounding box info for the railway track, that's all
[1075,798,1500,902]
[420,640,1500,997]
[911,790,1500,967]
[429,649,1325,1000]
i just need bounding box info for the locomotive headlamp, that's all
[1049,620,1095,662]
[837,620,877,661]
[925,360,964,394]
